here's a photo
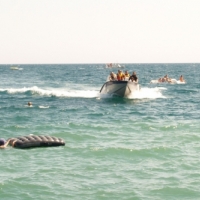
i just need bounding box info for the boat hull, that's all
[100,81,139,97]
[10,66,19,70]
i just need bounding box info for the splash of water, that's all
[0,86,99,98]
[0,85,166,99]
[127,87,166,99]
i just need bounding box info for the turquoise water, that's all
[0,64,200,199]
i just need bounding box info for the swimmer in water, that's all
[28,102,32,106]
[0,138,11,149]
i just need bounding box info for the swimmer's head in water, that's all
[28,102,32,106]
[0,138,6,146]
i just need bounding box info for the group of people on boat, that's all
[157,74,185,83]
[109,70,138,83]
[157,74,173,83]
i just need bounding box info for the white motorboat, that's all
[105,63,125,68]
[100,80,139,97]
[10,66,19,70]
[150,79,185,84]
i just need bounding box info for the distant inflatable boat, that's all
[105,63,125,68]
[10,66,23,70]
[10,66,19,70]
[150,79,185,84]
[9,135,65,149]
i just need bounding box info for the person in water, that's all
[117,70,125,81]
[28,102,32,106]
[129,72,138,83]
[179,75,185,82]
[0,138,11,149]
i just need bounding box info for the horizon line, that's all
[0,62,200,65]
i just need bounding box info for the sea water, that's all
[0,64,200,199]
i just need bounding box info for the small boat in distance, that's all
[105,63,125,68]
[100,81,139,98]
[150,74,186,84]
[10,66,19,70]
[150,79,185,84]
[10,66,23,70]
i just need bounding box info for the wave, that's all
[0,86,99,98]
[0,85,166,99]
[39,106,50,109]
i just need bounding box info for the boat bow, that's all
[100,81,139,97]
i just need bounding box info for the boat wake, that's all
[127,87,166,99]
[0,86,99,98]
[99,86,166,99]
[0,86,166,99]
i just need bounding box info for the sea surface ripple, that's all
[0,64,200,199]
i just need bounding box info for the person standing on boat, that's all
[117,70,125,81]
[129,72,138,83]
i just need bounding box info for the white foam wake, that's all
[127,87,166,99]
[99,87,166,99]
[0,86,99,98]
[0,86,166,99]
